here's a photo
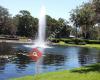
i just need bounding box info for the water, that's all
[34,6,47,48]
[0,43,100,80]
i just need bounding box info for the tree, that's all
[46,15,70,39]
[46,15,59,38]
[70,3,96,39]
[92,0,100,12]
[92,0,100,22]
[70,7,80,38]
[56,18,71,38]
[15,10,38,37]
[0,5,15,35]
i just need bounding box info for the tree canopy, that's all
[70,1,100,39]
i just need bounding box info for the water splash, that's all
[34,6,46,48]
[24,6,50,48]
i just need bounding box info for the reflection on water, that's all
[0,43,100,80]
[78,48,100,66]
[0,42,14,55]
[14,55,31,72]
[43,54,66,66]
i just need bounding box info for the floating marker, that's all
[28,48,42,61]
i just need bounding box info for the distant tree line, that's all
[0,5,72,39]
[70,0,100,40]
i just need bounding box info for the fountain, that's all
[34,6,46,48]
[24,6,48,48]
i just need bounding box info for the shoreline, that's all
[0,40,33,44]
[0,40,100,49]
[52,42,100,49]
[10,63,100,80]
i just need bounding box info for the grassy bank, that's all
[54,41,100,49]
[10,63,100,80]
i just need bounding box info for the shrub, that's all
[51,38,100,44]
[51,39,60,43]
[60,38,72,43]
[84,40,100,44]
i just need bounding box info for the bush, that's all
[60,38,72,43]
[60,38,86,45]
[51,39,60,43]
[72,39,86,45]
[51,38,100,44]
[84,40,100,44]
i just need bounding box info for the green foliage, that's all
[46,15,71,39]
[60,38,72,43]
[15,10,38,37]
[52,38,81,44]
[93,0,100,11]
[51,39,60,43]
[70,2,96,39]
[71,39,85,44]
[84,40,100,44]
[51,38,100,45]
[0,6,16,35]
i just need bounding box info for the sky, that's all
[0,0,89,20]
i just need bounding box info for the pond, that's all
[0,42,100,80]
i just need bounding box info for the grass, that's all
[54,41,100,49]
[10,63,100,80]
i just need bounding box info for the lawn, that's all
[10,63,100,80]
[55,41,100,49]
